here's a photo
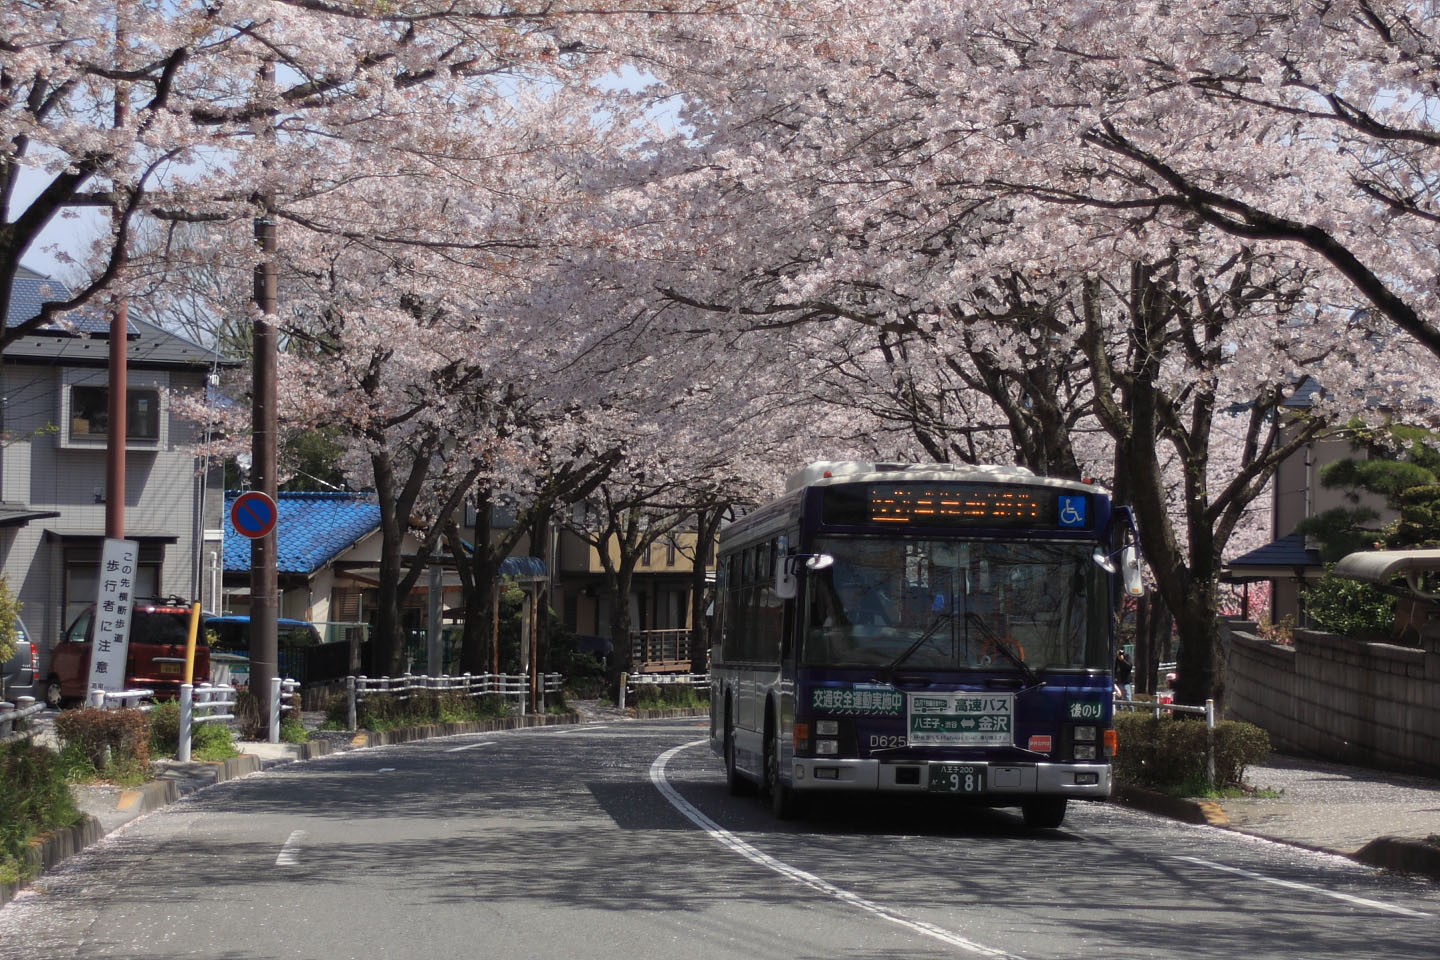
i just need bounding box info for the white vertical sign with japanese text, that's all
[86,538,140,696]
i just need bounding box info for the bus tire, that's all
[765,728,803,820]
[1022,797,1067,829]
[725,710,754,796]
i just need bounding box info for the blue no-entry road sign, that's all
[230,490,278,539]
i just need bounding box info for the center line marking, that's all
[650,741,1023,959]
[446,741,496,753]
[1173,856,1432,918]
[276,830,308,867]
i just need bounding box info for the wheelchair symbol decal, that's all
[1058,495,1087,528]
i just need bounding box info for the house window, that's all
[63,550,160,632]
[69,386,161,441]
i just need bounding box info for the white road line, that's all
[1174,856,1433,919]
[445,741,497,753]
[275,830,308,867]
[377,767,395,772]
[649,741,1024,959]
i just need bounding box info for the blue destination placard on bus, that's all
[822,483,1091,530]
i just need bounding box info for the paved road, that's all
[1,719,1437,959]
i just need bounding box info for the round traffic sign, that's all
[230,490,278,539]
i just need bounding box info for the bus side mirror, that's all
[1121,545,1144,597]
[776,554,798,600]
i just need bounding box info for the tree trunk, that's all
[688,506,724,673]
[371,451,407,676]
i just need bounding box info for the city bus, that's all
[709,461,1142,826]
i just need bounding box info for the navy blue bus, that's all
[709,461,1141,826]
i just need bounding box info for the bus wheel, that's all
[765,732,803,820]
[1022,797,1067,829]
[725,719,754,796]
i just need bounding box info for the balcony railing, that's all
[631,628,699,673]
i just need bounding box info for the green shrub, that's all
[0,741,82,883]
[279,717,308,743]
[189,719,238,761]
[55,707,150,772]
[326,688,512,731]
[1113,712,1270,793]
[149,699,181,756]
[632,683,706,711]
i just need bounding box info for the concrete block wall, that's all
[1225,619,1440,777]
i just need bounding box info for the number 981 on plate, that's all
[928,763,986,794]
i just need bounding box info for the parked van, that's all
[47,600,208,707]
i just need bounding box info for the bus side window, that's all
[723,556,741,661]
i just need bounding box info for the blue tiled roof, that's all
[1228,534,1322,570]
[223,491,379,575]
[8,267,136,336]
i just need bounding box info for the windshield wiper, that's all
[963,612,1042,688]
[880,612,953,683]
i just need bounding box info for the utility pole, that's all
[106,10,129,541]
[249,60,279,721]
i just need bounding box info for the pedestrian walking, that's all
[1114,650,1134,700]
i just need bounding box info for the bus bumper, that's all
[789,758,1112,799]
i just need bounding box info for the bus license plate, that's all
[929,763,985,794]
[159,663,182,675]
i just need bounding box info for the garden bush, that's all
[1,741,82,884]
[1113,712,1271,793]
[632,683,706,710]
[54,707,150,771]
[325,689,511,731]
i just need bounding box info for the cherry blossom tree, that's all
[607,2,1440,707]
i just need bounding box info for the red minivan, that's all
[46,600,210,707]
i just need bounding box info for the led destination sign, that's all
[822,483,1091,530]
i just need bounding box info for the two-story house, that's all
[3,267,227,681]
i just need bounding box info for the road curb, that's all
[1353,836,1440,882]
[347,712,582,747]
[2,746,322,907]
[1110,783,1228,825]
[630,707,709,720]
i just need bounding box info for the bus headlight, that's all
[1073,725,1097,742]
[815,719,839,736]
[1073,744,1098,761]
[816,739,840,756]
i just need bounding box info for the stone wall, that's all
[1225,619,1440,777]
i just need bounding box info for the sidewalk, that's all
[1116,753,1440,879]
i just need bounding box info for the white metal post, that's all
[347,676,357,732]
[179,683,194,762]
[269,676,282,743]
[618,672,627,710]
[90,689,106,709]
[1205,698,1216,786]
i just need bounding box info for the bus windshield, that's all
[801,537,1107,672]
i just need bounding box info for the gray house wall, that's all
[1,361,224,680]
[1225,618,1440,777]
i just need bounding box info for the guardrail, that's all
[0,697,45,744]
[88,688,156,711]
[179,682,236,762]
[1116,696,1218,785]
[619,672,708,710]
[345,673,563,732]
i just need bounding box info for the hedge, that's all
[1113,712,1271,791]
